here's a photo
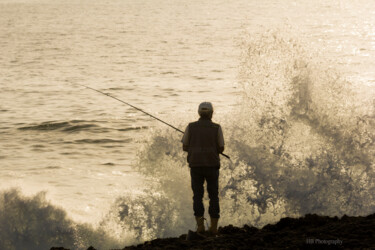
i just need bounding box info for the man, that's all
[181,102,225,235]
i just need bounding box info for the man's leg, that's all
[190,168,205,217]
[206,168,220,235]
[206,168,220,218]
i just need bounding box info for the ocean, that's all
[0,0,374,249]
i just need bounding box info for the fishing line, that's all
[77,84,231,159]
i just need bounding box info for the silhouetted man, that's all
[182,102,224,235]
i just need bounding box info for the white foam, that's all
[103,29,375,242]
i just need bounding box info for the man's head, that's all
[198,102,213,119]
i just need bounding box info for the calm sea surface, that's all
[1,0,374,225]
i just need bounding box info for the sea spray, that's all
[106,29,375,242]
[0,189,123,250]
[229,29,374,217]
[102,130,194,241]
[228,29,374,219]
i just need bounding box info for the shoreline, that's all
[51,212,375,249]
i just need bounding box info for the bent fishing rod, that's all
[77,84,230,159]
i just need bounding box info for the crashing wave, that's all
[105,29,375,242]
[0,189,125,250]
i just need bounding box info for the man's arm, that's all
[218,126,225,153]
[181,125,189,152]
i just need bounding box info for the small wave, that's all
[73,138,132,144]
[118,126,148,132]
[194,76,206,80]
[63,124,97,132]
[19,121,70,131]
[160,71,175,75]
[18,121,99,133]
[102,162,115,166]
[45,166,61,169]
[106,87,124,91]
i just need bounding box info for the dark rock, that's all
[123,213,375,249]
[51,212,375,249]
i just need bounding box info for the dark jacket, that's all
[185,118,222,168]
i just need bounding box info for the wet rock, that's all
[123,213,375,249]
[51,213,375,249]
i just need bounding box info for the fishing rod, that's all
[77,84,230,159]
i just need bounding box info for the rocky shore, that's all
[51,213,375,250]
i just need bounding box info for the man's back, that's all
[185,118,222,167]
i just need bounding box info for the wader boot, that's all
[195,216,205,233]
[208,217,219,235]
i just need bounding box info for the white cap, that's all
[198,102,213,115]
